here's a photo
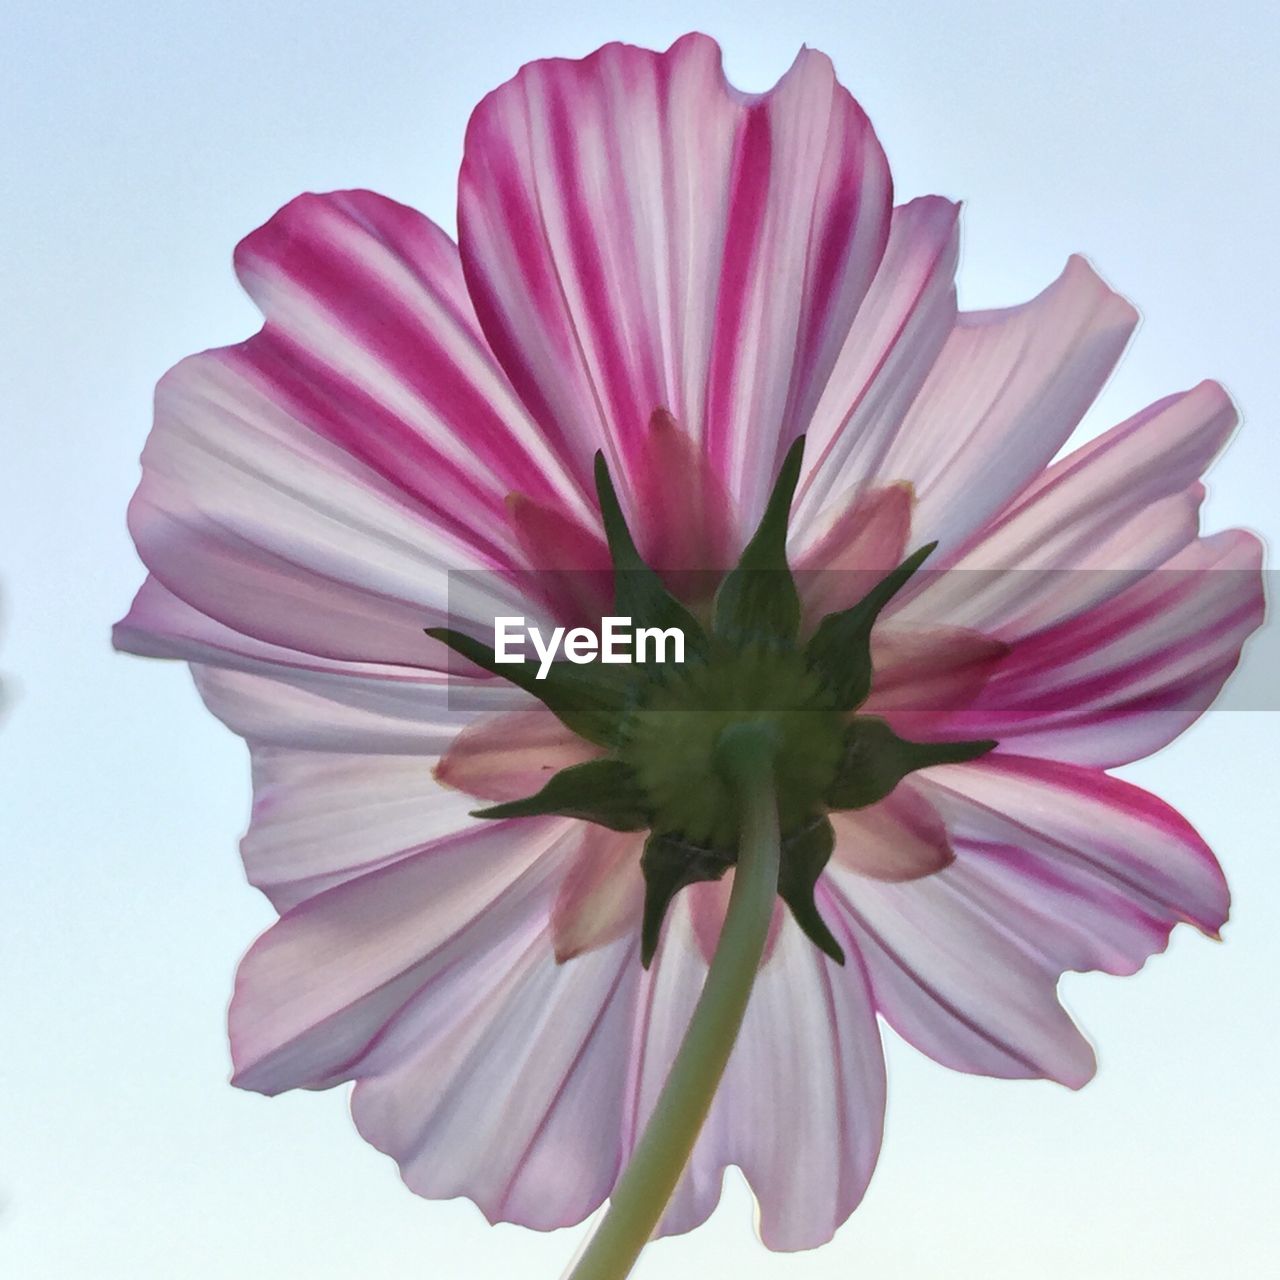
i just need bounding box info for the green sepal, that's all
[826,716,996,810]
[712,436,806,648]
[425,626,632,748]
[639,832,735,968]
[804,542,937,709]
[471,759,650,830]
[777,817,845,964]
[593,453,708,661]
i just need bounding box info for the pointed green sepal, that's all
[826,715,996,810]
[639,832,735,967]
[712,436,806,647]
[777,817,845,964]
[593,453,708,660]
[804,542,937,709]
[425,626,632,748]
[471,758,650,830]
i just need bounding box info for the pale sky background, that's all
[3,1,1278,1277]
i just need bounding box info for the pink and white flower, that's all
[114,34,1262,1250]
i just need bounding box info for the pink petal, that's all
[863,624,1009,733]
[229,817,576,1095]
[434,703,602,802]
[791,196,959,542]
[830,785,955,881]
[916,754,1230,937]
[233,189,587,524]
[794,482,913,623]
[241,747,480,911]
[551,825,646,961]
[940,530,1264,765]
[504,491,613,628]
[685,874,785,966]
[633,408,735,583]
[126,191,588,668]
[824,861,1098,1088]
[875,255,1139,552]
[350,930,639,1231]
[649,903,885,1249]
[458,34,892,541]
[189,660,515,754]
[825,751,1230,1089]
[895,380,1237,637]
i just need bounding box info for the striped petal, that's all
[240,747,479,911]
[648,904,886,1249]
[459,33,892,544]
[825,752,1229,1089]
[229,817,575,1095]
[895,380,1238,637]
[126,192,592,670]
[939,531,1263,765]
[917,755,1230,937]
[874,255,1138,552]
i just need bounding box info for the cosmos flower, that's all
[114,33,1262,1252]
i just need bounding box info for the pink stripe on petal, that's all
[234,190,588,527]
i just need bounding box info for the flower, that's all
[114,33,1262,1251]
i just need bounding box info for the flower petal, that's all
[791,196,959,542]
[550,825,646,961]
[794,482,913,623]
[940,530,1264,765]
[895,380,1238,637]
[824,858,1098,1089]
[240,747,479,911]
[350,931,639,1231]
[229,817,574,1095]
[830,785,955,881]
[916,754,1230,937]
[434,703,602,802]
[125,191,591,669]
[648,905,886,1249]
[875,255,1138,552]
[458,33,892,540]
[188,660,514,754]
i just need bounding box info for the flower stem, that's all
[565,724,781,1280]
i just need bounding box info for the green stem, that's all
[566,725,781,1280]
